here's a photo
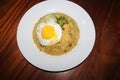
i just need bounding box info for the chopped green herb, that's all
[57,16,68,27]
[46,14,69,27]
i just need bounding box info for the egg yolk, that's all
[41,25,56,39]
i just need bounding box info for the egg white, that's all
[36,20,62,46]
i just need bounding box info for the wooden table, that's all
[0,0,120,80]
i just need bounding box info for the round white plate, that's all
[17,0,95,72]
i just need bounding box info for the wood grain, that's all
[0,0,120,80]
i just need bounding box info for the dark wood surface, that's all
[0,0,120,80]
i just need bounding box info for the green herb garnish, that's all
[57,16,69,27]
[46,14,69,27]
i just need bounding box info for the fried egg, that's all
[36,20,62,46]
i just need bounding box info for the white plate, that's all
[17,0,95,72]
